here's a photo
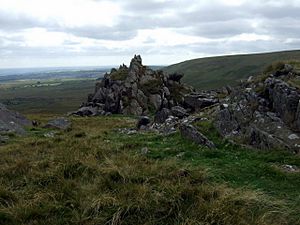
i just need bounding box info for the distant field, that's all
[0,78,96,114]
[164,50,300,90]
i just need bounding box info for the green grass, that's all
[164,50,300,89]
[0,114,299,225]
[111,127,300,202]
[0,79,96,114]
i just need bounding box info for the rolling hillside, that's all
[164,50,300,90]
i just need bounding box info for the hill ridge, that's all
[164,49,300,90]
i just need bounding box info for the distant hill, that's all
[164,50,300,90]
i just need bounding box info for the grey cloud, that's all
[181,20,255,38]
[63,25,138,41]
[1,0,300,67]
[0,10,57,32]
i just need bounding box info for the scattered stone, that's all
[137,116,151,129]
[288,134,299,140]
[171,106,189,119]
[154,108,172,124]
[281,164,299,173]
[141,147,149,155]
[179,123,215,149]
[176,152,185,158]
[0,135,9,144]
[73,106,105,116]
[44,118,72,130]
[44,131,56,138]
[118,128,137,135]
[32,120,39,127]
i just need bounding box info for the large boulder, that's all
[171,106,189,119]
[184,92,219,112]
[179,123,215,149]
[0,103,31,141]
[44,118,72,130]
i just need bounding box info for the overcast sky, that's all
[0,0,300,68]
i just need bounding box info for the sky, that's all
[0,0,300,68]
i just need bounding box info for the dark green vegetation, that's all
[164,50,300,89]
[0,79,96,114]
[0,115,299,225]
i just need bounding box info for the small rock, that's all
[288,134,299,140]
[127,130,137,135]
[118,128,137,135]
[44,118,72,130]
[105,112,112,116]
[32,120,39,127]
[171,106,189,119]
[74,106,100,116]
[137,116,151,129]
[220,104,229,110]
[281,164,299,172]
[141,147,149,154]
[154,108,172,123]
[179,124,215,149]
[176,152,185,158]
[44,131,56,138]
[0,135,9,143]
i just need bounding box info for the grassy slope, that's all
[0,114,299,225]
[0,79,96,114]
[164,50,300,89]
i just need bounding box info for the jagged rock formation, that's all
[74,55,193,116]
[214,64,300,153]
[73,55,300,153]
[0,103,31,143]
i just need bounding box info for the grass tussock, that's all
[0,115,299,225]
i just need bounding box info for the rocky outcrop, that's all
[73,55,193,116]
[72,54,220,122]
[0,103,31,143]
[214,64,300,153]
[264,78,300,131]
[72,55,300,153]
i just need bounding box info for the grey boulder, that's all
[179,123,215,149]
[0,103,31,135]
[44,118,72,130]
